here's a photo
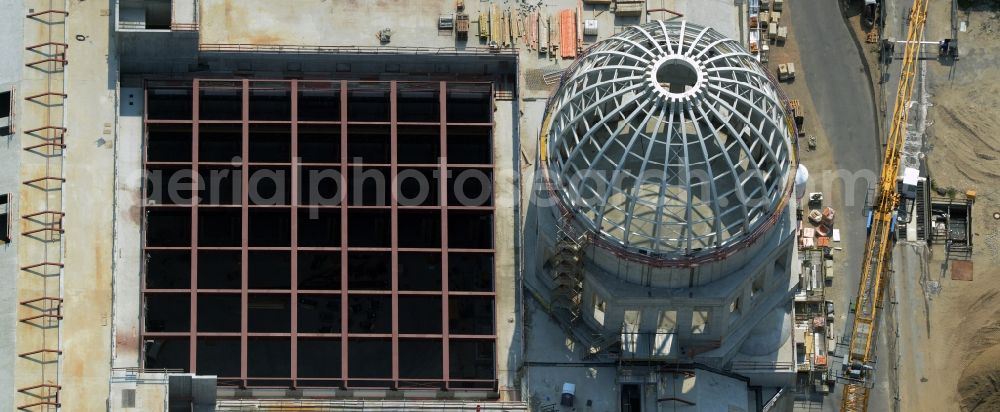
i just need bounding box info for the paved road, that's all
[789,1,883,411]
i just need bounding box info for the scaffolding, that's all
[548,210,585,325]
[15,2,68,410]
[538,21,799,270]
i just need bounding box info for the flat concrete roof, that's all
[199,0,741,49]
[9,0,748,407]
[59,0,118,407]
[199,0,477,48]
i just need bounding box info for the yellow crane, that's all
[840,0,929,410]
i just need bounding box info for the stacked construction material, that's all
[560,9,577,58]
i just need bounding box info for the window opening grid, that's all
[141,79,497,390]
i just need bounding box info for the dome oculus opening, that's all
[656,58,699,94]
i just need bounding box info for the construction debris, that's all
[462,2,590,59]
[576,1,583,53]
[560,9,577,58]
[479,11,489,39]
[542,69,565,85]
[549,13,559,55]
[456,12,469,39]
[377,28,392,43]
[866,28,879,43]
[539,11,548,54]
[613,0,644,16]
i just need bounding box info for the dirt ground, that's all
[913,4,1000,412]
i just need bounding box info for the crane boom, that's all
[840,0,929,411]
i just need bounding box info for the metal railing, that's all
[110,367,182,384]
[730,360,796,371]
[117,21,200,31]
[762,387,786,411]
[16,6,68,410]
[199,43,518,56]
[170,22,199,31]
[216,400,528,411]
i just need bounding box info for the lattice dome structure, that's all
[545,20,795,259]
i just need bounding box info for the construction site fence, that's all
[199,44,519,56]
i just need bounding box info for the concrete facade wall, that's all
[0,0,24,82]
[493,98,521,396]
[0,0,25,409]
[116,29,517,81]
[533,197,798,367]
[112,87,144,370]
[588,224,784,288]
[114,28,521,397]
[577,233,793,340]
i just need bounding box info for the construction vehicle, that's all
[839,0,928,410]
[863,0,880,27]
[938,38,959,59]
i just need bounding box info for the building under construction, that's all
[524,21,801,411]
[0,0,808,411]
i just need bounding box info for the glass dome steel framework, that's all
[544,21,794,259]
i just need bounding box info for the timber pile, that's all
[468,1,586,59]
[560,9,576,58]
[549,14,559,55]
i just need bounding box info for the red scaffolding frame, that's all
[140,79,499,391]
[17,4,68,410]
